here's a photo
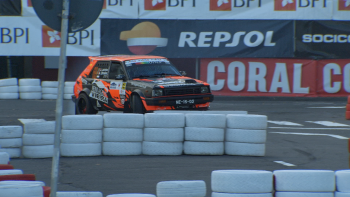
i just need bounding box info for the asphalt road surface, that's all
[1,96,350,196]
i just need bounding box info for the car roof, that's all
[89,55,167,61]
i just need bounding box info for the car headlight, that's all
[152,89,163,97]
[200,86,209,93]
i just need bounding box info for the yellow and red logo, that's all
[210,0,231,11]
[275,0,296,11]
[145,0,166,10]
[339,0,350,10]
[120,22,168,55]
[42,26,61,48]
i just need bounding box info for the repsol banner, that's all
[201,58,350,97]
[101,19,294,58]
[295,21,350,59]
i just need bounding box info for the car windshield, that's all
[124,59,182,79]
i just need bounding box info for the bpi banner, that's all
[0,17,100,56]
[295,21,350,59]
[101,19,294,58]
[200,58,317,97]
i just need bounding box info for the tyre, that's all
[131,94,144,114]
[75,93,97,114]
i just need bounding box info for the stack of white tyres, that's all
[0,152,10,164]
[225,114,267,156]
[0,169,23,175]
[335,170,350,196]
[64,81,75,100]
[143,113,185,155]
[41,81,59,100]
[274,170,335,197]
[56,191,103,197]
[106,194,156,197]
[22,121,55,158]
[211,170,273,197]
[61,115,103,157]
[184,114,226,155]
[157,180,206,197]
[19,78,42,100]
[103,114,143,156]
[0,126,23,158]
[0,184,44,197]
[0,78,19,99]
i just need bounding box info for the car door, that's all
[105,62,127,110]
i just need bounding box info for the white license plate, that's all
[176,99,194,105]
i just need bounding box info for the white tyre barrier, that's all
[0,152,10,164]
[184,141,224,155]
[212,193,273,197]
[145,113,185,128]
[57,191,103,197]
[42,87,58,94]
[19,93,42,100]
[142,142,183,155]
[185,127,224,142]
[41,81,58,87]
[103,128,143,142]
[19,78,40,86]
[0,86,19,93]
[19,86,42,93]
[102,142,142,156]
[185,114,226,128]
[0,148,21,158]
[42,94,58,100]
[275,192,334,197]
[61,130,102,143]
[0,78,17,86]
[64,86,74,94]
[22,145,54,158]
[0,138,22,148]
[22,134,54,145]
[0,126,23,138]
[227,115,267,129]
[62,115,103,130]
[144,128,184,142]
[336,170,350,192]
[211,170,273,193]
[64,81,76,87]
[273,170,335,192]
[154,110,248,115]
[156,180,206,197]
[226,129,267,143]
[103,114,144,128]
[0,184,43,197]
[23,121,55,134]
[225,142,265,156]
[107,194,156,197]
[0,181,45,186]
[335,192,350,197]
[0,93,19,99]
[64,94,74,100]
[60,143,101,157]
[0,169,23,175]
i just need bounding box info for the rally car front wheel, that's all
[76,93,98,114]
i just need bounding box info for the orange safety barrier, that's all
[0,174,36,181]
[0,164,14,170]
[43,186,51,197]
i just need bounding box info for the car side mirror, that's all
[115,74,126,81]
[180,71,187,76]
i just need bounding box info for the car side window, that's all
[91,61,110,79]
[109,63,124,79]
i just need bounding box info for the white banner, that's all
[0,17,100,56]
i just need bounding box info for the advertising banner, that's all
[295,21,350,59]
[333,0,350,20]
[22,0,138,18]
[200,58,317,97]
[0,0,21,16]
[0,17,100,56]
[101,19,294,58]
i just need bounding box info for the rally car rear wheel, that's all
[76,93,97,114]
[131,94,145,114]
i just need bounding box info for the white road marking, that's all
[269,127,350,130]
[270,131,349,139]
[268,121,303,126]
[274,161,296,167]
[306,121,350,127]
[307,106,345,109]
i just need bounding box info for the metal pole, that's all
[195,58,199,79]
[50,0,70,197]
[6,56,11,78]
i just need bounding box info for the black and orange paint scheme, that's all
[73,55,214,114]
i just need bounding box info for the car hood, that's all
[132,76,207,88]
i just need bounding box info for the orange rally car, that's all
[72,55,214,114]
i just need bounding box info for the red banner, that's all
[200,58,318,97]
